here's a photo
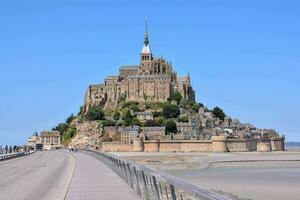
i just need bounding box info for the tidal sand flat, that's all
[115,152,300,200]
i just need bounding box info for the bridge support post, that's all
[152,176,161,200]
[140,171,149,200]
[132,166,141,197]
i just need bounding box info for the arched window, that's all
[158,66,160,73]
[154,67,157,74]
[162,67,166,73]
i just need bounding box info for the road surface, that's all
[0,151,139,200]
[0,151,74,200]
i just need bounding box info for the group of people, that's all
[68,146,78,152]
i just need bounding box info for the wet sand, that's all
[114,152,300,200]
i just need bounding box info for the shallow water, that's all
[167,166,300,200]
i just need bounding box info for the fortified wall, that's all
[101,136,285,153]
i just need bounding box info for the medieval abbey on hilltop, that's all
[82,23,195,113]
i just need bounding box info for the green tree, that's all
[164,119,177,134]
[152,111,162,118]
[212,107,226,121]
[78,106,83,116]
[66,114,75,124]
[122,101,140,112]
[113,112,120,120]
[144,119,159,127]
[124,118,133,126]
[132,117,142,126]
[191,102,204,112]
[178,116,189,123]
[85,106,105,121]
[118,93,127,103]
[170,91,182,103]
[130,104,140,112]
[162,103,180,118]
[102,120,116,127]
[123,109,133,120]
[62,127,76,145]
[53,123,68,135]
[180,99,203,112]
[116,120,124,126]
[155,116,166,126]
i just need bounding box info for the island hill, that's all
[31,24,285,152]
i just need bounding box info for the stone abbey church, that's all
[82,24,195,112]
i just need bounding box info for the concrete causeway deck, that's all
[0,151,140,200]
[66,152,139,200]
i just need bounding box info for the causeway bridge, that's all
[0,150,229,200]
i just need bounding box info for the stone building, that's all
[121,126,140,144]
[27,133,40,148]
[40,131,62,150]
[176,122,193,138]
[142,126,166,140]
[82,23,195,113]
[136,111,153,122]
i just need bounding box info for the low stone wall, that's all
[211,136,227,152]
[271,138,285,151]
[144,140,160,152]
[257,140,271,152]
[143,140,212,152]
[227,139,257,152]
[101,142,133,152]
[100,137,284,152]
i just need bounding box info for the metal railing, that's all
[85,150,230,200]
[0,151,34,162]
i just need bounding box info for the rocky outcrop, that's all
[70,121,109,149]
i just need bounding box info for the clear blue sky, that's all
[0,0,299,145]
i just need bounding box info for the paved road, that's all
[0,151,74,200]
[0,151,139,200]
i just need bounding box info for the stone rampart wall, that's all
[227,139,258,152]
[144,140,212,152]
[101,142,133,152]
[100,137,284,152]
[144,140,160,152]
[271,138,285,151]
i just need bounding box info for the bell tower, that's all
[140,21,153,74]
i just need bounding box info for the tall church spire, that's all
[141,20,151,54]
[144,20,149,46]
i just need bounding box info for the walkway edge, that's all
[63,151,76,200]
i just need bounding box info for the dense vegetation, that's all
[168,91,182,103]
[54,90,227,145]
[85,106,105,121]
[212,107,226,121]
[162,103,180,118]
[164,119,178,134]
[53,114,77,145]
